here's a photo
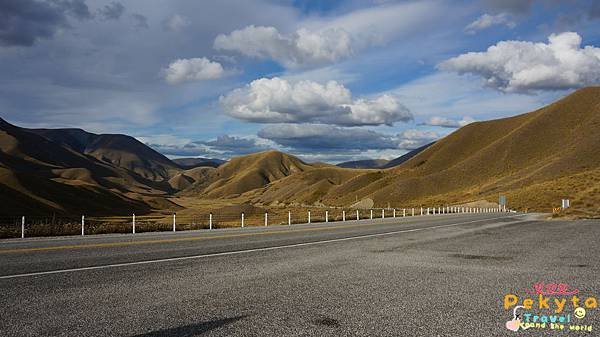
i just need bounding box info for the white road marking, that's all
[0,214,528,280]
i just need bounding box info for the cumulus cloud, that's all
[220,77,412,126]
[98,2,125,21]
[258,124,438,151]
[0,0,92,47]
[163,57,225,84]
[439,32,600,93]
[145,135,269,158]
[214,25,354,68]
[464,13,515,34]
[162,14,190,32]
[421,116,476,128]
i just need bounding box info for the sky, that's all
[1,0,600,163]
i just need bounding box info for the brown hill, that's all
[184,151,314,198]
[252,87,600,212]
[32,128,180,182]
[0,119,178,215]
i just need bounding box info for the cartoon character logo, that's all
[574,307,586,319]
[506,306,531,332]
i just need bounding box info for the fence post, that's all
[308,211,311,224]
[288,211,291,226]
[81,215,85,236]
[325,210,328,223]
[173,213,176,232]
[342,210,346,222]
[21,216,25,239]
[209,213,213,230]
[370,209,373,219]
[132,214,136,234]
[265,212,268,226]
[356,210,359,221]
[241,212,245,228]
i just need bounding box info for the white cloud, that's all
[258,124,439,151]
[214,25,354,68]
[163,57,225,84]
[220,77,412,126]
[421,116,476,128]
[464,13,515,34]
[142,134,270,158]
[439,32,600,93]
[212,1,443,69]
[162,14,190,32]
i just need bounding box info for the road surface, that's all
[1,213,598,336]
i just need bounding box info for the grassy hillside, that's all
[0,119,179,215]
[33,128,180,182]
[184,151,314,198]
[249,87,600,214]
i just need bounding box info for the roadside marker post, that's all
[342,210,346,222]
[172,213,176,232]
[412,208,415,216]
[132,214,136,234]
[370,210,373,219]
[356,210,359,221]
[241,212,245,228]
[81,215,85,236]
[265,212,268,227]
[209,213,213,230]
[325,210,329,223]
[403,209,406,217]
[308,211,311,224]
[393,209,396,218]
[382,209,385,219]
[21,216,25,239]
[288,211,291,226]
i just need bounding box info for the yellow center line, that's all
[0,219,423,254]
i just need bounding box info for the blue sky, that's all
[1,0,600,162]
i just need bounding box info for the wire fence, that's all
[0,205,508,239]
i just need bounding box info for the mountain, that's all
[335,143,433,170]
[336,159,389,169]
[251,87,600,213]
[0,119,164,215]
[32,128,180,182]
[3,87,600,217]
[183,151,314,198]
[379,142,434,169]
[172,157,225,169]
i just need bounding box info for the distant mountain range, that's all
[336,142,434,169]
[336,159,389,169]
[1,87,599,216]
[172,157,225,169]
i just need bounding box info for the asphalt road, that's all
[0,213,598,336]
